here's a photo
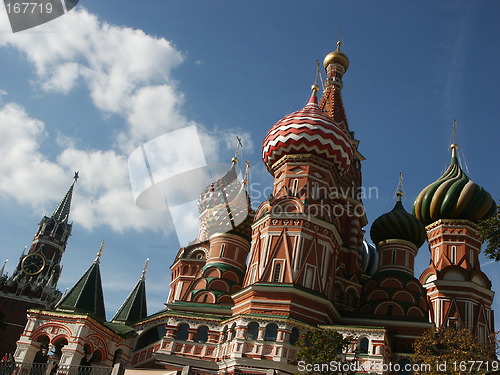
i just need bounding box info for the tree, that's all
[412,326,496,375]
[478,205,500,261]
[294,328,354,375]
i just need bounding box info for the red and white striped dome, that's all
[262,90,353,175]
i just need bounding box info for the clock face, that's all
[21,253,46,275]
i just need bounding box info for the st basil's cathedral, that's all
[1,43,497,374]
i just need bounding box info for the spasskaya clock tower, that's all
[0,173,78,354]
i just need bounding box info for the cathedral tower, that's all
[414,141,496,342]
[0,173,78,353]
[233,44,365,324]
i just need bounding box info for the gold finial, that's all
[140,258,149,280]
[232,136,243,166]
[94,241,104,264]
[396,171,404,201]
[337,40,342,50]
[311,84,320,93]
[451,119,458,157]
[243,161,250,185]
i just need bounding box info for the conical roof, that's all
[52,172,78,223]
[112,260,148,325]
[413,147,496,226]
[56,243,106,321]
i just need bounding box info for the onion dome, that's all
[198,163,254,240]
[262,86,353,175]
[323,41,349,71]
[371,192,426,248]
[413,145,497,226]
[361,239,378,276]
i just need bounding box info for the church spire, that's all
[319,41,350,132]
[112,259,148,325]
[56,242,106,321]
[51,171,79,224]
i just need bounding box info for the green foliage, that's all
[294,328,353,375]
[478,205,500,261]
[412,326,496,375]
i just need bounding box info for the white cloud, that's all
[0,7,248,237]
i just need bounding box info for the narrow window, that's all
[291,179,299,196]
[358,337,369,354]
[220,244,226,258]
[392,250,397,265]
[470,250,474,266]
[273,263,282,283]
[451,246,457,264]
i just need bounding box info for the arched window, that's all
[91,350,102,364]
[112,349,123,365]
[246,322,259,340]
[176,323,189,341]
[289,327,300,345]
[195,326,209,343]
[229,323,236,341]
[264,323,278,342]
[358,337,369,354]
[221,325,228,343]
[52,338,68,359]
[135,325,167,350]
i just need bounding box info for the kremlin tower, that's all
[0,174,78,354]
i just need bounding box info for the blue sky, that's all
[0,1,498,321]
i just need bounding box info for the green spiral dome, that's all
[413,150,496,226]
[371,198,426,248]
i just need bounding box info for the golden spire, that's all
[94,241,104,264]
[450,119,458,158]
[243,161,250,185]
[396,171,404,202]
[140,258,149,280]
[232,136,243,166]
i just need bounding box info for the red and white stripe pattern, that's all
[262,94,353,175]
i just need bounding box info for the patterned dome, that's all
[371,197,426,248]
[262,89,353,174]
[198,165,254,240]
[413,147,496,226]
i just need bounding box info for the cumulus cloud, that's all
[0,7,246,236]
